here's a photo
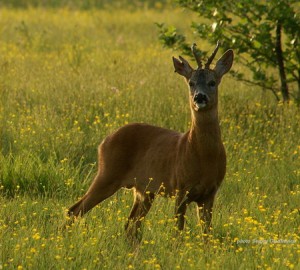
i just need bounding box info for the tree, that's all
[157,0,300,104]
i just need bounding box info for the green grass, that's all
[0,6,299,270]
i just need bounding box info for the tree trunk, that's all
[275,21,290,103]
[297,71,300,106]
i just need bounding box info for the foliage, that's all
[157,0,300,103]
[0,7,299,270]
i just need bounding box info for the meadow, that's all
[0,5,299,270]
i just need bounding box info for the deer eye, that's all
[189,81,195,87]
[208,80,216,87]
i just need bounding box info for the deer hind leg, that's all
[68,173,120,218]
[125,190,155,239]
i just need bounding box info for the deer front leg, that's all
[196,196,214,234]
[175,193,189,230]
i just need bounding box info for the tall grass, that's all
[0,7,299,270]
[0,0,171,9]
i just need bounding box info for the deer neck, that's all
[188,106,222,154]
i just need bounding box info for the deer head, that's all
[173,42,234,111]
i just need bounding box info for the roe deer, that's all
[68,43,234,237]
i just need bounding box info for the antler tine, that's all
[191,43,202,69]
[205,41,220,69]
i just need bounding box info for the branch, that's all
[231,74,280,101]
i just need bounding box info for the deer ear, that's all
[172,56,194,80]
[214,49,234,78]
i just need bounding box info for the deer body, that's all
[68,43,233,236]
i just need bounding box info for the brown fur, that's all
[68,46,234,237]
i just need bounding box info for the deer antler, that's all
[191,43,202,69]
[205,41,220,69]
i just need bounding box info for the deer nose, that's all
[194,93,208,104]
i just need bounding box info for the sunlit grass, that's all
[0,6,299,270]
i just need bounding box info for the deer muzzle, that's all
[193,92,209,110]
